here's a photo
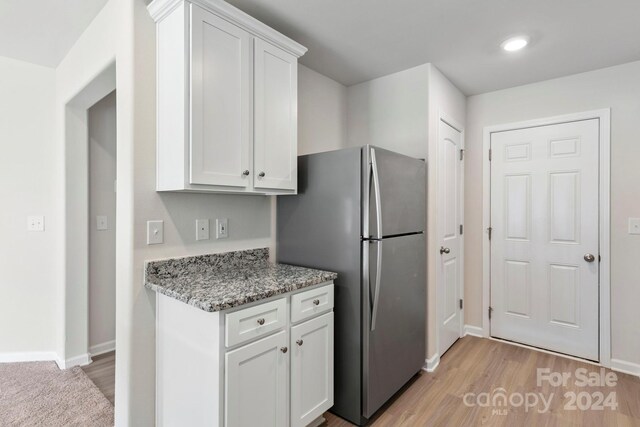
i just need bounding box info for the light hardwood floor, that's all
[82,351,115,405]
[325,336,640,426]
[79,340,640,426]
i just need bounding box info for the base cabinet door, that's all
[291,312,334,427]
[225,330,288,427]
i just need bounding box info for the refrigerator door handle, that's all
[371,148,383,239]
[371,240,383,331]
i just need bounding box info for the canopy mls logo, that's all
[463,387,553,415]
[463,368,619,415]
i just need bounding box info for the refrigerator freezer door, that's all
[363,232,426,419]
[367,146,426,238]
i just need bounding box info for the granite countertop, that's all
[144,248,338,312]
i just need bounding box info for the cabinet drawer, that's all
[225,298,286,348]
[291,284,334,324]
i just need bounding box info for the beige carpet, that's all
[0,361,114,426]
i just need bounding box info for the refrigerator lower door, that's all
[363,233,426,419]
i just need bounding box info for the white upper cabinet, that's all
[190,6,251,188]
[253,39,298,191]
[149,0,307,194]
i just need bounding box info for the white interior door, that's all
[490,119,600,361]
[437,119,463,356]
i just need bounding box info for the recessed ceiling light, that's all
[501,36,529,52]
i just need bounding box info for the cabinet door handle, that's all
[296,339,303,346]
[313,299,320,306]
[258,172,266,178]
[242,170,250,176]
[256,318,265,325]
[280,347,288,353]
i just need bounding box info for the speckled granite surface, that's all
[145,248,337,312]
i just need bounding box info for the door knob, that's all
[256,318,265,325]
[584,253,596,263]
[280,347,288,353]
[313,299,320,306]
[242,170,250,176]
[440,246,450,255]
[296,339,303,346]
[258,172,266,178]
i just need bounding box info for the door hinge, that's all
[599,254,601,262]
[460,224,464,235]
[460,149,465,161]
[459,299,464,310]
[488,306,493,319]
[487,226,493,240]
[488,149,492,161]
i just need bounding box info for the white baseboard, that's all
[423,353,440,373]
[0,351,59,363]
[89,340,116,357]
[463,325,484,338]
[611,359,640,377]
[56,353,92,369]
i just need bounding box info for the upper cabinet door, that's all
[253,39,298,191]
[190,5,251,188]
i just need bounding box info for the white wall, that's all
[347,64,430,159]
[465,60,640,367]
[0,56,57,359]
[345,63,466,360]
[298,64,348,154]
[115,0,273,423]
[88,90,117,353]
[55,0,117,365]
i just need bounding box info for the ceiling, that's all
[226,0,640,95]
[0,0,109,68]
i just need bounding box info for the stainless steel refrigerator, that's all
[277,145,426,425]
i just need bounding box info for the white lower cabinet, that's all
[291,312,334,427]
[156,283,334,427]
[225,331,289,427]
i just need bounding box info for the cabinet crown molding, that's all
[147,0,308,58]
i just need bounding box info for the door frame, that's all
[435,111,465,357]
[481,109,611,367]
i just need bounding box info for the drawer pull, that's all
[313,299,320,306]
[280,347,288,353]
[296,339,304,346]
[256,318,265,325]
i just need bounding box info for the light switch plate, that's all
[147,220,164,245]
[216,218,228,239]
[27,216,45,232]
[196,219,210,241]
[629,218,640,235]
[97,215,108,231]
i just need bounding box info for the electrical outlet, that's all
[27,216,45,232]
[147,220,164,245]
[97,216,108,231]
[629,218,640,235]
[196,219,210,241]
[216,218,228,239]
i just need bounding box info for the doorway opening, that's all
[61,62,117,405]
